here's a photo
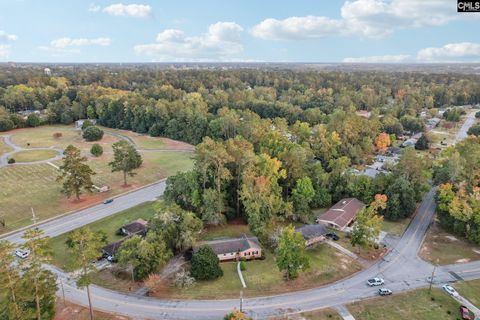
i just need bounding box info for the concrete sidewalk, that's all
[334,305,356,320]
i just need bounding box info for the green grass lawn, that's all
[348,288,461,320]
[0,126,193,235]
[49,201,157,270]
[155,243,362,299]
[419,222,480,265]
[454,280,480,306]
[382,218,411,236]
[10,149,59,162]
[200,223,252,241]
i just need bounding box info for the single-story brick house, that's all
[317,198,365,231]
[194,234,262,262]
[295,224,328,247]
[118,218,148,237]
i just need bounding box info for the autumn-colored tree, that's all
[375,132,391,152]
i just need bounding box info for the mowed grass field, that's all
[348,288,461,320]
[0,125,193,234]
[11,149,59,162]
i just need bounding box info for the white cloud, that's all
[251,0,461,40]
[343,42,480,63]
[251,16,344,40]
[102,3,151,18]
[0,44,11,59]
[50,37,112,48]
[0,30,18,42]
[343,54,412,63]
[134,22,244,61]
[417,42,480,61]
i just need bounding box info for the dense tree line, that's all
[435,137,480,244]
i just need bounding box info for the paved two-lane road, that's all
[2,181,166,244]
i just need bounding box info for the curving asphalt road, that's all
[2,110,480,319]
[0,135,64,168]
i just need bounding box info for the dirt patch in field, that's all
[55,301,130,320]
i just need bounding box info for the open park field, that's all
[348,288,461,320]
[0,125,193,234]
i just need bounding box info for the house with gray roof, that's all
[295,224,328,246]
[194,234,262,262]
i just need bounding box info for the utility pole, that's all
[429,261,438,294]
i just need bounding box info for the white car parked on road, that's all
[442,284,459,297]
[15,249,30,259]
[367,278,385,286]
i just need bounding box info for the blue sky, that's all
[0,0,479,63]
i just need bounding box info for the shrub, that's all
[26,113,41,127]
[60,112,74,125]
[90,143,104,157]
[467,124,480,137]
[0,118,14,132]
[190,246,223,280]
[149,123,163,137]
[81,120,94,130]
[52,132,63,139]
[7,158,15,164]
[415,134,429,150]
[173,269,196,288]
[9,114,26,128]
[83,126,104,141]
[240,261,246,271]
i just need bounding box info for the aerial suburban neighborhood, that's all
[1,1,480,320]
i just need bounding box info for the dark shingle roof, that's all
[120,218,147,236]
[295,224,328,240]
[194,234,261,255]
[102,238,126,256]
[318,198,365,229]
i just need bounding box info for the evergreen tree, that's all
[109,140,142,186]
[190,246,223,280]
[0,241,25,320]
[57,145,96,200]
